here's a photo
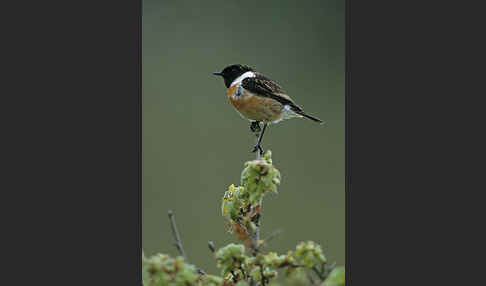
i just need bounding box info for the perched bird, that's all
[213,64,323,155]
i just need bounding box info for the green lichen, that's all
[295,241,327,268]
[321,266,345,286]
[240,150,281,205]
[214,243,248,277]
[221,151,281,241]
[142,151,344,286]
[142,254,198,286]
[197,274,224,286]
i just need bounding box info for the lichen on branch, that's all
[142,151,345,286]
[143,241,341,286]
[221,151,280,252]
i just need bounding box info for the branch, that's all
[259,264,267,286]
[306,272,317,285]
[250,128,264,251]
[167,210,186,261]
[248,205,261,255]
[262,229,282,246]
[312,265,327,281]
[168,210,208,276]
[255,127,261,160]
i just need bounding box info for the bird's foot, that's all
[251,143,264,155]
[250,121,261,133]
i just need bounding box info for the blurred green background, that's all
[142,0,344,274]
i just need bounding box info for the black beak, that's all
[213,72,222,76]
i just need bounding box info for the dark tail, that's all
[289,104,325,125]
[296,110,324,124]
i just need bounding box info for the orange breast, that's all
[226,85,283,122]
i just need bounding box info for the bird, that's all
[213,64,324,155]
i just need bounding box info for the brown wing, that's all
[242,73,324,123]
[241,73,304,112]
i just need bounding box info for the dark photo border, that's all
[5,0,473,284]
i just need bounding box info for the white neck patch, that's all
[230,71,255,87]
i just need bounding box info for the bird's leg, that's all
[250,121,261,133]
[250,121,263,154]
[252,123,267,155]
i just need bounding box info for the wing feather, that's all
[241,73,303,112]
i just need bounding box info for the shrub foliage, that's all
[142,151,345,286]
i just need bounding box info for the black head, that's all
[213,64,254,88]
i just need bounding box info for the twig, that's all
[250,137,264,253]
[312,266,325,281]
[257,229,282,252]
[167,210,186,260]
[167,210,207,276]
[259,264,267,286]
[306,272,316,285]
[248,205,261,255]
[208,241,215,253]
[324,262,336,277]
[255,128,261,160]
[278,262,304,268]
[263,229,282,245]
